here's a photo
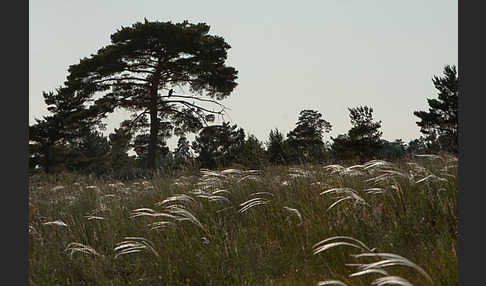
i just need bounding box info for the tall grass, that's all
[29,154,457,285]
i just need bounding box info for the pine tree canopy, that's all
[413,65,458,153]
[63,19,238,169]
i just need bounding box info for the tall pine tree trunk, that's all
[147,71,161,170]
[147,99,159,169]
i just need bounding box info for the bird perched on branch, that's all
[168,89,174,97]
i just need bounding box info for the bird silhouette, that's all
[168,89,174,97]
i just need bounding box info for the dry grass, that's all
[28,154,458,285]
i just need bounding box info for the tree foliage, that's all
[406,136,442,155]
[378,139,407,160]
[108,120,135,170]
[236,134,268,169]
[29,87,105,173]
[266,129,289,165]
[414,65,458,153]
[286,110,332,163]
[192,122,245,169]
[172,136,194,170]
[64,19,238,169]
[29,116,68,173]
[332,106,383,162]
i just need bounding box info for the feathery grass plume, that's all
[365,169,409,184]
[140,180,152,186]
[343,169,365,177]
[237,174,260,183]
[381,169,409,178]
[156,194,196,206]
[212,189,232,196]
[365,173,390,184]
[351,252,433,283]
[317,280,349,286]
[406,162,428,173]
[130,207,156,216]
[323,163,367,177]
[114,237,159,259]
[172,181,188,187]
[313,236,374,255]
[164,205,207,231]
[200,169,226,178]
[349,268,389,277]
[102,194,117,199]
[283,206,303,225]
[342,163,369,176]
[250,191,275,198]
[243,169,261,175]
[238,197,270,214]
[43,220,68,227]
[346,164,365,171]
[414,174,448,184]
[288,167,313,178]
[370,276,414,286]
[320,188,355,196]
[322,164,346,174]
[191,188,208,196]
[362,160,393,171]
[326,197,354,212]
[65,242,101,259]
[320,188,368,211]
[365,187,386,195]
[85,215,105,221]
[148,221,175,230]
[85,185,100,191]
[220,168,242,175]
[87,205,111,217]
[195,193,231,204]
[107,182,125,188]
[414,154,442,160]
[50,185,65,191]
[197,177,225,190]
[313,237,433,286]
[130,208,177,219]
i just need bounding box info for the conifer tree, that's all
[414,65,458,153]
[64,19,238,169]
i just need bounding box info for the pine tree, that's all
[286,110,332,163]
[332,106,383,162]
[64,20,238,169]
[173,136,193,169]
[192,122,245,169]
[414,65,458,153]
[266,128,289,165]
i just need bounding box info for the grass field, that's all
[28,154,458,285]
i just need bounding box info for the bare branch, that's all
[123,68,155,74]
[125,61,158,69]
[93,77,151,84]
[123,108,150,134]
[164,100,226,115]
[161,105,210,127]
[160,93,228,109]
[108,82,148,88]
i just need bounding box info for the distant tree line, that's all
[29,19,458,177]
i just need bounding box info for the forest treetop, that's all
[29,19,458,176]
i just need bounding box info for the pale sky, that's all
[29,0,457,149]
